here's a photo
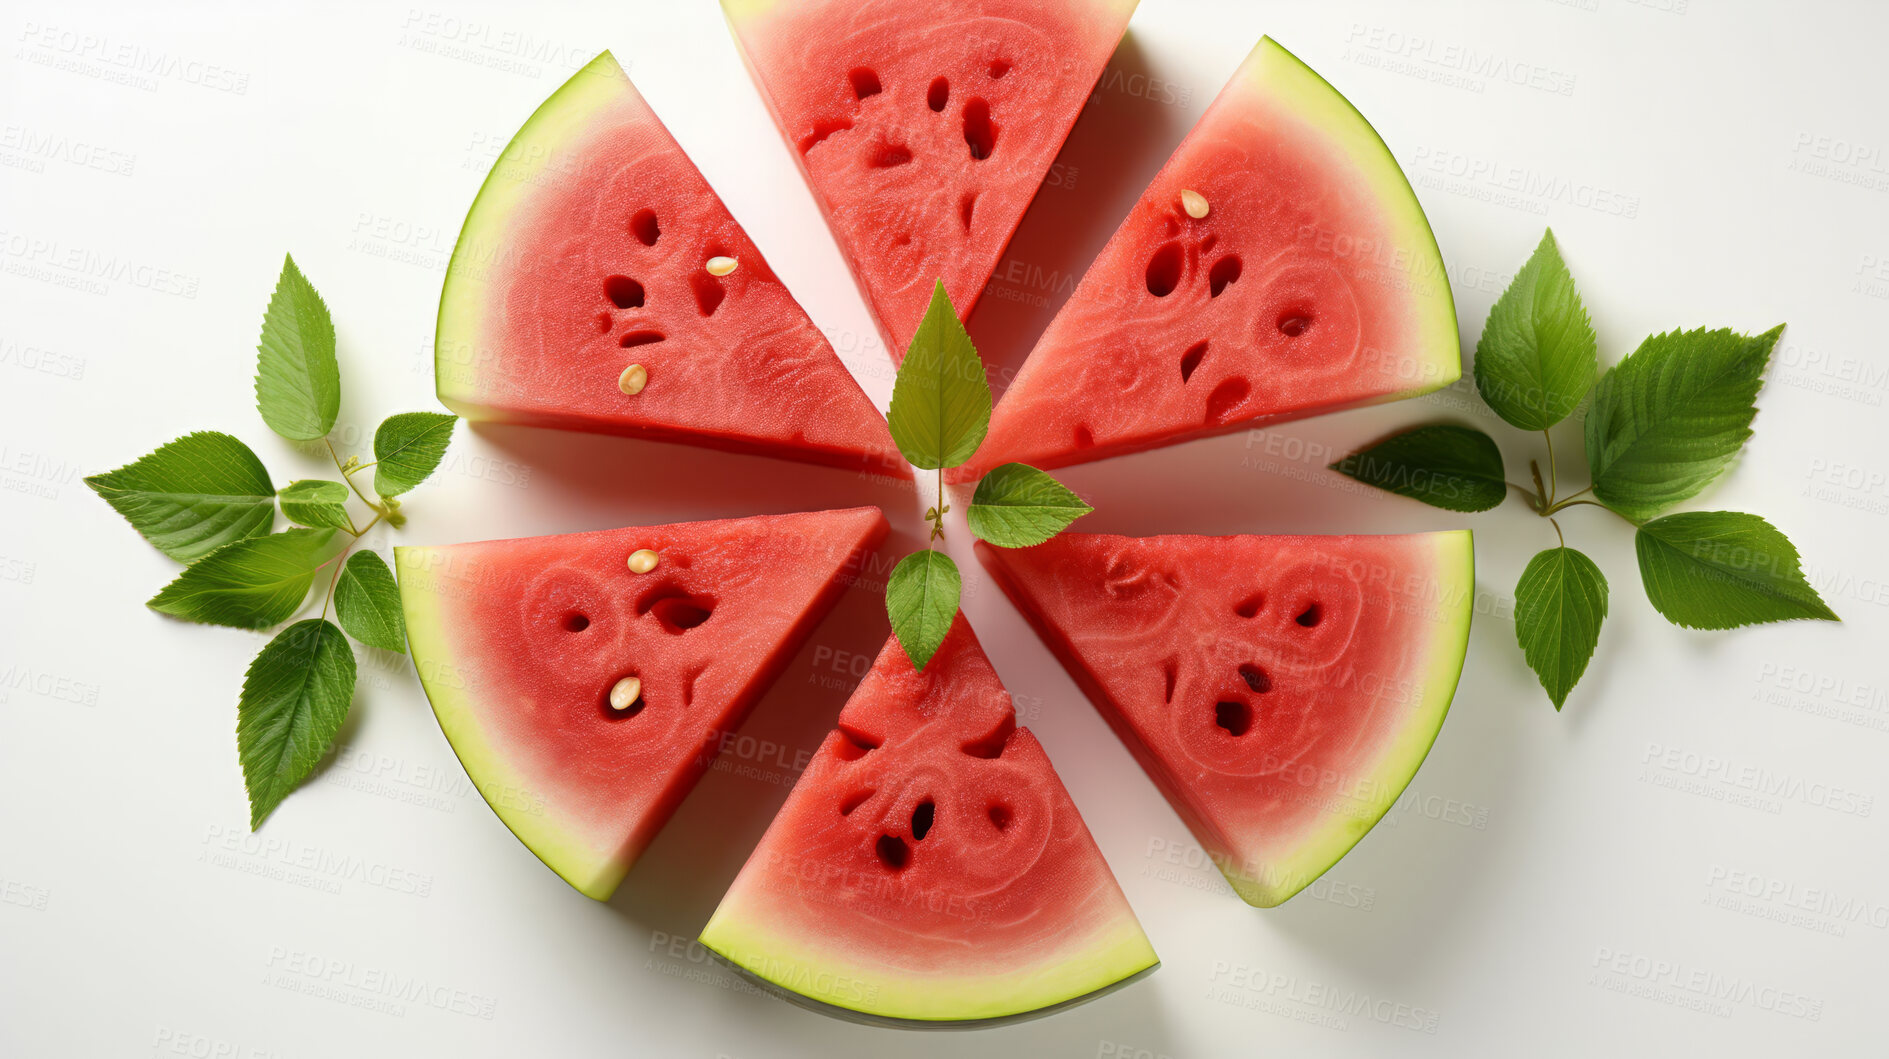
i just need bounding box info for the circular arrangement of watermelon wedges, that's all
[401,0,1474,1030]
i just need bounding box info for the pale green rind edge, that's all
[1241,37,1462,400]
[699,902,1158,1025]
[434,51,632,417]
[706,948,1158,1030]
[1229,529,1475,907]
[394,545,623,901]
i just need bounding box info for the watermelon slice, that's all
[700,615,1158,1024]
[978,531,1472,907]
[395,507,888,900]
[435,52,903,475]
[721,0,1140,358]
[958,37,1460,479]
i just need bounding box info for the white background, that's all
[4,1,1887,1055]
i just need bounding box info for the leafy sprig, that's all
[86,254,458,825]
[883,283,1093,668]
[1332,229,1837,710]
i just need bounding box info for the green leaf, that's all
[277,479,352,531]
[886,550,961,670]
[84,432,275,562]
[1635,511,1839,630]
[967,463,1093,547]
[1514,547,1609,710]
[886,282,992,470]
[238,619,356,827]
[255,254,341,441]
[1327,424,1508,513]
[1473,229,1597,430]
[373,412,457,498]
[334,551,407,653]
[1584,325,1784,522]
[146,528,342,629]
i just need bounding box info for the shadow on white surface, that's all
[1264,610,1527,987]
[466,420,919,529]
[969,31,1200,399]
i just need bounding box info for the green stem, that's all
[1539,496,1645,531]
[1550,517,1565,547]
[1542,430,1558,507]
[931,465,948,541]
[320,511,384,621]
[1543,497,1605,515]
[313,437,401,623]
[320,543,348,621]
[326,438,384,514]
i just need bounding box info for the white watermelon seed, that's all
[627,549,661,574]
[1180,189,1210,219]
[705,256,738,276]
[609,676,643,711]
[618,363,648,395]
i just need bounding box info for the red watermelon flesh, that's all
[395,507,888,900]
[957,37,1461,479]
[700,615,1158,1024]
[436,52,903,475]
[721,0,1140,359]
[978,531,1473,907]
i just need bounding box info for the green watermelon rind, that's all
[434,50,631,417]
[696,612,1161,1024]
[699,911,1159,1027]
[700,941,1159,1030]
[394,544,622,899]
[980,530,1475,909]
[1231,529,1474,906]
[950,36,1464,483]
[1245,36,1463,402]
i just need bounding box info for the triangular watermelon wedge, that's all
[435,52,903,475]
[700,615,1158,1025]
[978,531,1473,907]
[721,0,1140,358]
[395,507,888,900]
[958,37,1460,479]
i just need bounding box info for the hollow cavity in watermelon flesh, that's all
[434,51,903,476]
[957,37,1461,480]
[721,0,1139,359]
[395,507,888,900]
[700,615,1158,1025]
[978,531,1473,907]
